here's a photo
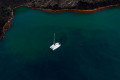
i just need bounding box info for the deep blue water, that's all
[0,7,120,80]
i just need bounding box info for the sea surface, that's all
[0,7,120,80]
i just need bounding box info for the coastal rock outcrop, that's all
[0,0,120,39]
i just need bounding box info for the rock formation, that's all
[0,0,120,39]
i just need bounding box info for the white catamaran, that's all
[50,33,61,51]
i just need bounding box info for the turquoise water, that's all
[0,7,120,80]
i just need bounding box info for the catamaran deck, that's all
[50,42,61,51]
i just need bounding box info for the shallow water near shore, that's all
[0,7,120,80]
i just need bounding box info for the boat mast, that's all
[53,33,55,44]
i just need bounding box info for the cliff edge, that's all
[0,0,120,39]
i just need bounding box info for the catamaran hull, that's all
[50,42,61,51]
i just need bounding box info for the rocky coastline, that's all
[0,0,120,39]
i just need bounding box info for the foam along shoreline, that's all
[0,4,120,40]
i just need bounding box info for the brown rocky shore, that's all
[0,0,120,39]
